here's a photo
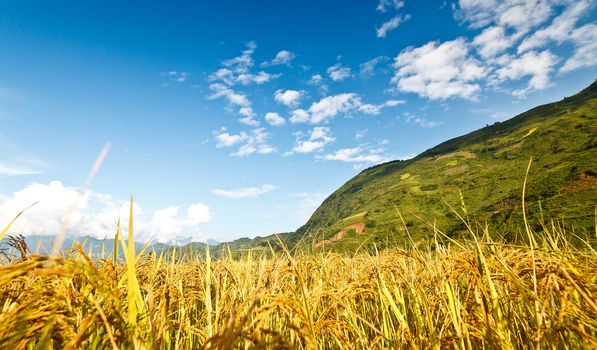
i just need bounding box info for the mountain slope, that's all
[292,81,597,250]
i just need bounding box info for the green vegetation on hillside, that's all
[287,81,597,251]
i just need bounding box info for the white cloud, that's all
[322,146,386,164]
[289,109,310,124]
[207,83,251,106]
[518,0,593,53]
[290,94,401,124]
[494,50,558,97]
[452,1,595,96]
[212,184,276,199]
[473,26,518,58]
[209,41,278,86]
[0,181,213,243]
[0,181,88,237]
[455,0,556,33]
[561,23,597,72]
[309,74,324,85]
[265,112,286,126]
[238,107,259,126]
[223,41,257,70]
[376,14,411,38]
[308,74,329,95]
[235,71,277,85]
[359,56,390,78]
[214,127,245,147]
[403,112,442,128]
[391,38,486,100]
[357,100,404,115]
[376,0,405,12]
[308,93,362,123]
[150,206,181,239]
[290,127,335,154]
[274,89,304,107]
[234,128,276,157]
[327,64,352,82]
[213,128,275,157]
[150,203,213,243]
[186,203,213,226]
[262,50,296,66]
[210,68,276,86]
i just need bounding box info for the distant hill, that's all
[0,234,218,260]
[223,81,597,253]
[294,81,597,250]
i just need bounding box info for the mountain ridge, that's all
[221,81,596,253]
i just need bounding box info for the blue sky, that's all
[0,0,595,243]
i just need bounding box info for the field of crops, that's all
[1,210,595,349]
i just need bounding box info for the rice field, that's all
[0,208,596,349]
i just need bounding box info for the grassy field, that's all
[0,202,596,349]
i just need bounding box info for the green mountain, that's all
[218,81,596,254]
[291,81,597,250]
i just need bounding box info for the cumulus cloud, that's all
[262,50,296,66]
[517,1,592,52]
[308,74,329,95]
[186,203,213,226]
[212,184,276,199]
[359,56,390,78]
[288,94,402,124]
[376,14,411,38]
[210,68,276,86]
[289,109,310,124]
[213,128,276,157]
[449,1,597,98]
[309,74,324,85]
[473,26,518,59]
[0,181,213,243]
[494,50,558,97]
[207,83,251,106]
[238,107,259,126]
[454,0,556,33]
[208,42,278,87]
[561,23,597,72]
[150,203,213,240]
[290,127,335,154]
[274,89,304,107]
[214,128,245,147]
[391,38,486,100]
[265,112,286,126]
[327,64,352,82]
[321,146,386,165]
[504,0,596,73]
[308,93,362,123]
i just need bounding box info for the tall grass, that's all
[0,209,595,349]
